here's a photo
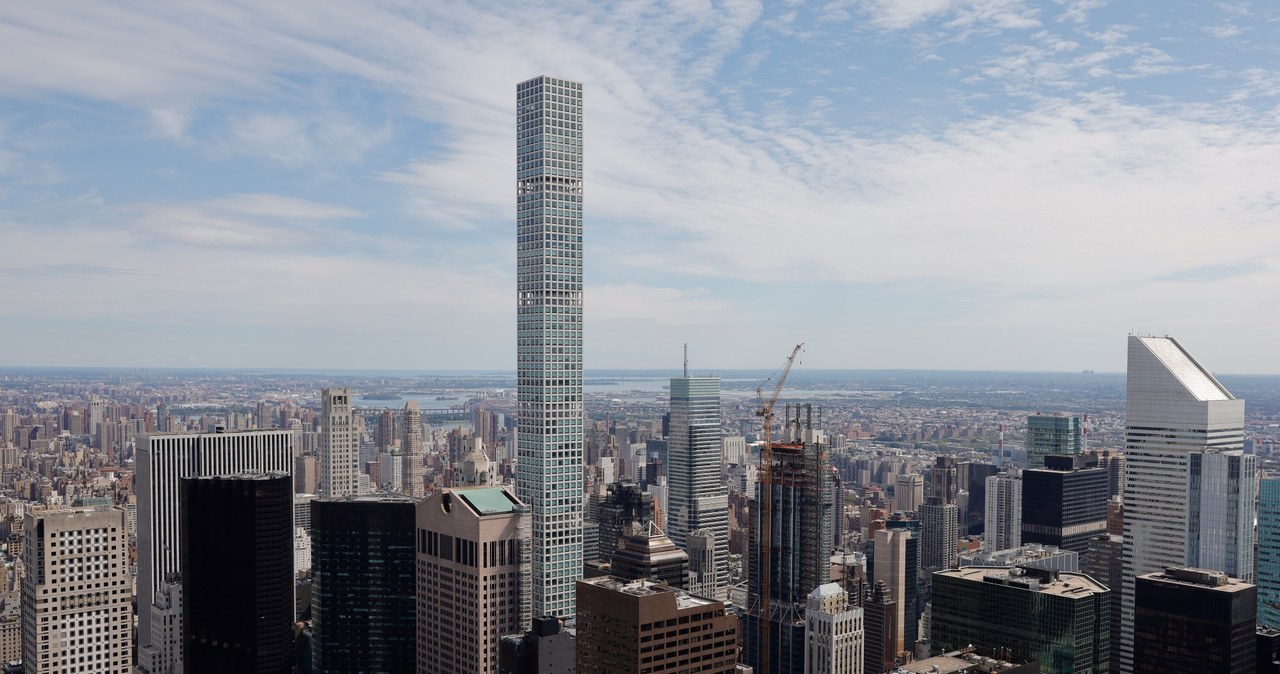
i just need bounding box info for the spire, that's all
[683,342,688,378]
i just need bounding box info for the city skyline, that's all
[1,3,1278,374]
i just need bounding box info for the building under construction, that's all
[745,404,835,674]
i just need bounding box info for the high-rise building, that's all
[417,487,529,674]
[136,429,292,674]
[181,473,293,674]
[311,495,417,674]
[1260,477,1280,628]
[593,482,654,563]
[1118,335,1252,674]
[515,74,585,620]
[610,521,688,588]
[984,472,1021,551]
[928,457,961,504]
[498,617,577,674]
[686,528,719,599]
[804,583,864,674]
[1020,455,1107,554]
[1083,534,1123,661]
[895,474,923,513]
[1133,567,1256,674]
[1084,449,1126,500]
[402,401,425,497]
[931,566,1109,674]
[863,580,898,674]
[873,527,915,657]
[964,462,999,535]
[22,505,132,674]
[320,388,359,498]
[919,498,958,571]
[667,374,729,599]
[745,405,835,674]
[1025,413,1082,469]
[576,576,739,674]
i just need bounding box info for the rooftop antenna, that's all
[683,342,688,378]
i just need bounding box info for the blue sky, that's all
[1,0,1278,373]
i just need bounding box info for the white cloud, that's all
[223,112,392,166]
[1204,23,1243,38]
[124,193,363,246]
[1,1,1278,370]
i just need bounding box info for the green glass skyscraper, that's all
[1260,477,1280,627]
[515,75,585,619]
[1026,413,1082,469]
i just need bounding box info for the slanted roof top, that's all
[1138,336,1233,401]
[457,487,520,514]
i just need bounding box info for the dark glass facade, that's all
[1022,456,1108,553]
[932,566,1109,674]
[181,473,293,674]
[311,496,417,674]
[1134,569,1256,674]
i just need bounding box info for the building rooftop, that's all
[581,576,719,609]
[455,487,522,515]
[1135,336,1233,401]
[938,565,1108,597]
[1138,567,1255,593]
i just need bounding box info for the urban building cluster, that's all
[0,76,1279,674]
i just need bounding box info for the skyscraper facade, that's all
[1021,455,1108,554]
[515,74,585,620]
[746,405,835,674]
[667,374,729,598]
[932,566,1109,674]
[1025,413,1083,469]
[1118,335,1251,674]
[804,583,864,674]
[181,473,294,674]
[872,527,914,656]
[402,400,425,498]
[22,505,132,674]
[1260,477,1280,628]
[984,472,1022,551]
[136,429,293,674]
[417,487,530,674]
[311,495,417,674]
[919,498,958,571]
[1133,567,1256,674]
[863,580,897,674]
[895,474,923,513]
[320,388,359,498]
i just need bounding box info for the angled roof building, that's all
[1117,336,1252,674]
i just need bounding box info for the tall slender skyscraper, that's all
[402,401,424,497]
[667,372,729,598]
[320,388,359,498]
[515,74,585,619]
[1118,335,1252,674]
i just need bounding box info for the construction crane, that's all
[754,342,802,674]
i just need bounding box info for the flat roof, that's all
[581,576,719,608]
[456,487,521,514]
[938,566,1108,597]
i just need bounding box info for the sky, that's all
[1,1,1278,373]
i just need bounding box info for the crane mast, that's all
[754,343,802,674]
